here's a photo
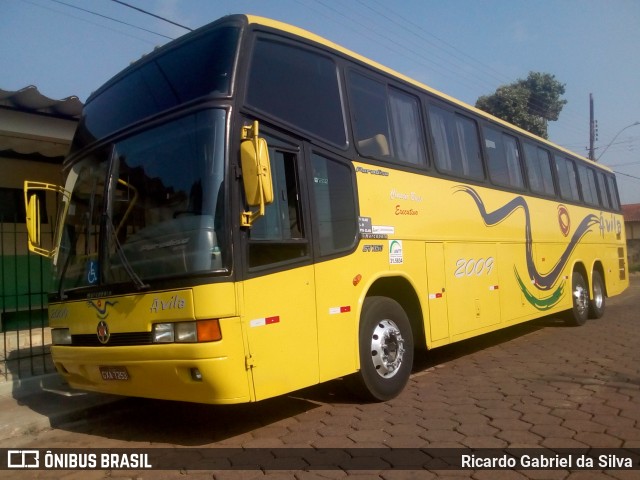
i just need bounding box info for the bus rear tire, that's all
[565,271,589,326]
[347,296,414,402]
[588,270,606,319]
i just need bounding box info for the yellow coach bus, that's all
[24,15,628,404]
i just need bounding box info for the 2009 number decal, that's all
[454,257,495,278]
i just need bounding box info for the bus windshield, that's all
[55,109,228,293]
[71,25,239,151]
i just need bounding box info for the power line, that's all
[23,0,159,46]
[111,0,193,32]
[49,0,173,39]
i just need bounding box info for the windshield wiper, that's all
[105,213,149,291]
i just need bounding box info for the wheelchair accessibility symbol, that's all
[86,260,99,285]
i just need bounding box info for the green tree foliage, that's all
[475,72,567,139]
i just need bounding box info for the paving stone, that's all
[561,419,607,433]
[490,418,533,431]
[421,429,465,443]
[549,408,592,421]
[530,423,576,439]
[573,431,623,447]
[384,423,426,438]
[591,414,636,428]
[495,429,543,446]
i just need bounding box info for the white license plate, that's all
[99,366,130,381]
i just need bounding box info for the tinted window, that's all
[523,143,555,196]
[249,140,308,269]
[607,175,620,210]
[485,128,524,189]
[428,106,483,179]
[388,87,426,165]
[75,26,240,148]
[577,164,599,206]
[555,156,580,202]
[349,72,426,165]
[596,171,611,209]
[350,73,391,157]
[311,154,358,255]
[247,39,346,146]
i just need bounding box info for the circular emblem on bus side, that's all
[557,205,570,237]
[97,320,110,345]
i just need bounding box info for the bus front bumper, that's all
[50,334,252,405]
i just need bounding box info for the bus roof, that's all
[243,14,611,173]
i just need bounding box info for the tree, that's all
[475,72,567,139]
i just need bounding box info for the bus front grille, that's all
[71,332,153,346]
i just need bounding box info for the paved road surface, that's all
[2,277,639,479]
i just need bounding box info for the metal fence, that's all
[0,215,53,382]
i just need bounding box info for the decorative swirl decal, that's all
[454,186,600,310]
[87,299,119,320]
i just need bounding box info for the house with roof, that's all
[622,203,640,272]
[0,86,82,330]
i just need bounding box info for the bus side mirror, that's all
[26,193,42,250]
[24,181,70,258]
[240,121,273,227]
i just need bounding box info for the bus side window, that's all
[349,71,426,166]
[428,105,483,180]
[249,148,308,268]
[485,128,524,189]
[606,175,621,211]
[349,72,392,158]
[596,171,611,209]
[555,155,580,202]
[247,38,346,147]
[577,164,599,206]
[311,153,358,256]
[388,87,426,166]
[523,143,555,196]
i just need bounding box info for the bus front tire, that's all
[565,271,589,326]
[588,270,606,319]
[348,296,414,402]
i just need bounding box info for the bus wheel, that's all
[588,270,606,319]
[565,271,589,326]
[349,296,414,402]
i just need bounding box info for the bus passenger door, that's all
[241,133,318,401]
[425,243,449,343]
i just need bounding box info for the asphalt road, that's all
[3,276,639,479]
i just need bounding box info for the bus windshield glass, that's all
[71,25,239,150]
[56,109,228,292]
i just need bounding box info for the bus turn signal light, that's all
[197,319,222,342]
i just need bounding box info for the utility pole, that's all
[589,93,598,160]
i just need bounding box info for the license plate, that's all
[99,366,129,381]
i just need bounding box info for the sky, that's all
[3,0,640,204]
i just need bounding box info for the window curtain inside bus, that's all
[503,134,524,188]
[388,88,425,165]
[454,115,483,179]
[429,107,452,171]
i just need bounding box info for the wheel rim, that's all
[573,282,589,317]
[593,280,604,309]
[370,319,405,379]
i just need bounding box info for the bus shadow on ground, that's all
[33,313,570,446]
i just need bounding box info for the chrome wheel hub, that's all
[573,284,589,317]
[370,319,405,378]
[593,281,604,309]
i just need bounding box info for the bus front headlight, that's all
[152,319,221,343]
